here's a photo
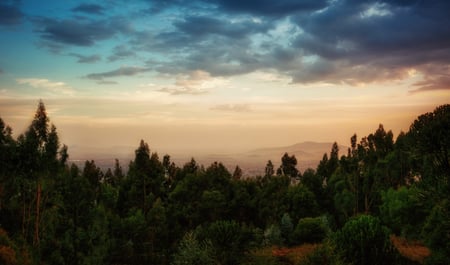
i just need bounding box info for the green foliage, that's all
[300,242,347,265]
[380,187,424,237]
[424,251,450,265]
[408,104,450,177]
[1,101,450,265]
[422,199,450,264]
[171,232,215,265]
[301,168,324,203]
[265,160,275,177]
[264,225,283,246]
[197,220,254,265]
[333,215,397,265]
[280,213,294,245]
[294,217,329,244]
[286,184,320,221]
[277,153,299,178]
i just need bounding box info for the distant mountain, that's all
[187,141,348,177]
[232,141,349,176]
[249,141,345,158]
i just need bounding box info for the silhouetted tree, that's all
[277,153,299,178]
[265,160,274,177]
[232,165,243,180]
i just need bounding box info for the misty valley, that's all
[0,102,449,265]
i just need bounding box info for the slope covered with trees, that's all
[0,101,449,264]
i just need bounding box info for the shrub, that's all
[171,232,215,265]
[294,216,329,244]
[264,224,283,246]
[301,242,347,265]
[380,187,424,238]
[333,215,396,265]
[422,200,450,265]
[280,213,294,245]
[197,220,254,265]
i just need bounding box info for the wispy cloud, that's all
[97,80,118,85]
[108,45,136,62]
[411,76,450,93]
[16,78,75,95]
[210,104,252,112]
[157,87,208,95]
[71,4,105,15]
[157,70,225,96]
[68,53,101,63]
[85,66,151,81]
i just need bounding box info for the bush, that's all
[171,232,215,265]
[380,187,424,238]
[333,215,396,265]
[280,213,294,245]
[422,200,450,265]
[294,216,329,244]
[300,242,347,265]
[264,224,283,246]
[196,220,254,265]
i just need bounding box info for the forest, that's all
[0,101,449,265]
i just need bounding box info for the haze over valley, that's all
[68,141,349,176]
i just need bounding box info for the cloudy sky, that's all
[0,0,449,158]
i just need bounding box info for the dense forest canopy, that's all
[0,101,449,265]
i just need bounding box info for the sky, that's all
[0,0,449,159]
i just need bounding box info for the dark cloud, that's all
[33,17,117,46]
[69,53,101,63]
[212,0,328,17]
[175,15,270,39]
[85,66,151,81]
[71,4,104,15]
[32,16,132,48]
[0,3,23,26]
[132,15,271,76]
[36,0,445,94]
[281,0,450,88]
[145,0,328,17]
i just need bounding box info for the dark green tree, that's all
[232,165,243,180]
[277,153,299,178]
[334,215,397,265]
[264,160,274,177]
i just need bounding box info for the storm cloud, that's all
[22,0,450,92]
[0,3,23,26]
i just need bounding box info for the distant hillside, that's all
[248,141,347,159]
[181,141,348,177]
[68,141,349,177]
[233,141,349,176]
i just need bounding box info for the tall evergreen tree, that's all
[277,153,299,178]
[265,160,274,177]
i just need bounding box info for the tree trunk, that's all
[364,194,369,214]
[34,181,41,246]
